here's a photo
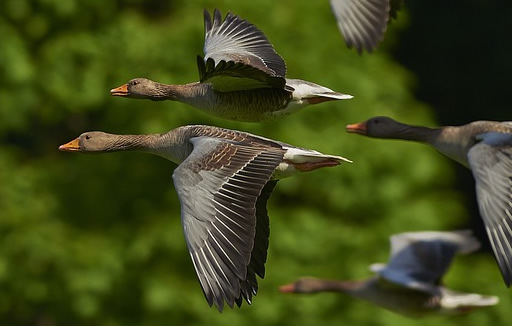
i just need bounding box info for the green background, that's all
[0,0,509,325]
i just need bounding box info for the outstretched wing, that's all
[172,136,284,311]
[329,0,392,53]
[376,230,480,293]
[198,9,286,91]
[468,141,512,286]
[235,180,278,307]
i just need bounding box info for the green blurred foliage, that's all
[0,0,509,325]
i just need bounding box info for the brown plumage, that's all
[110,9,352,122]
[59,125,351,311]
[280,231,499,317]
[346,116,512,286]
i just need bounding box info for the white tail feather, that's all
[283,147,352,163]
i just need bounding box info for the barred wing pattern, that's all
[235,180,277,307]
[468,143,512,286]
[172,136,284,311]
[199,9,287,91]
[329,0,403,53]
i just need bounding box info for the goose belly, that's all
[187,88,295,122]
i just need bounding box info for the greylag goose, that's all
[59,125,350,311]
[110,9,353,122]
[329,0,403,53]
[346,116,512,286]
[280,230,499,317]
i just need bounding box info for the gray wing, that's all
[468,142,512,286]
[329,0,394,53]
[198,9,286,91]
[172,136,284,311]
[376,231,480,293]
[235,180,277,307]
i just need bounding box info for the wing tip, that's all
[330,0,391,54]
[204,9,212,35]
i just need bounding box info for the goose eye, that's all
[130,80,139,86]
[85,135,91,140]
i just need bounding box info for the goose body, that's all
[346,116,512,286]
[329,0,403,53]
[59,125,350,311]
[110,9,352,122]
[280,231,499,317]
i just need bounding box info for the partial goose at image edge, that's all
[279,230,499,317]
[346,116,512,287]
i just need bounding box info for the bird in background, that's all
[110,9,352,122]
[329,0,404,53]
[59,125,351,311]
[280,230,499,317]
[346,116,512,286]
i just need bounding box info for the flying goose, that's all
[110,9,353,122]
[280,230,499,317]
[346,116,512,286]
[59,125,350,311]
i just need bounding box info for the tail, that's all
[306,91,353,104]
[286,78,353,104]
[441,289,499,310]
[283,148,351,172]
[284,148,351,163]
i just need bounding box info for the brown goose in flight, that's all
[59,125,350,311]
[110,9,353,122]
[346,116,512,286]
[280,230,499,316]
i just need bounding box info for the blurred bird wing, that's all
[378,231,480,292]
[172,136,283,310]
[468,139,512,286]
[329,0,390,53]
[199,9,286,91]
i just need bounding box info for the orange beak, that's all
[59,138,81,152]
[110,83,129,96]
[278,283,296,293]
[346,122,367,134]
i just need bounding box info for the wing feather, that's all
[329,0,391,53]
[377,231,480,293]
[199,9,286,91]
[173,137,284,310]
[468,143,512,286]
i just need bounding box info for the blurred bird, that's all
[280,230,499,317]
[329,0,404,53]
[59,125,350,311]
[110,9,352,122]
[346,116,512,286]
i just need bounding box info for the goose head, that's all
[59,132,131,153]
[279,277,363,294]
[279,278,328,294]
[110,78,167,100]
[346,116,410,138]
